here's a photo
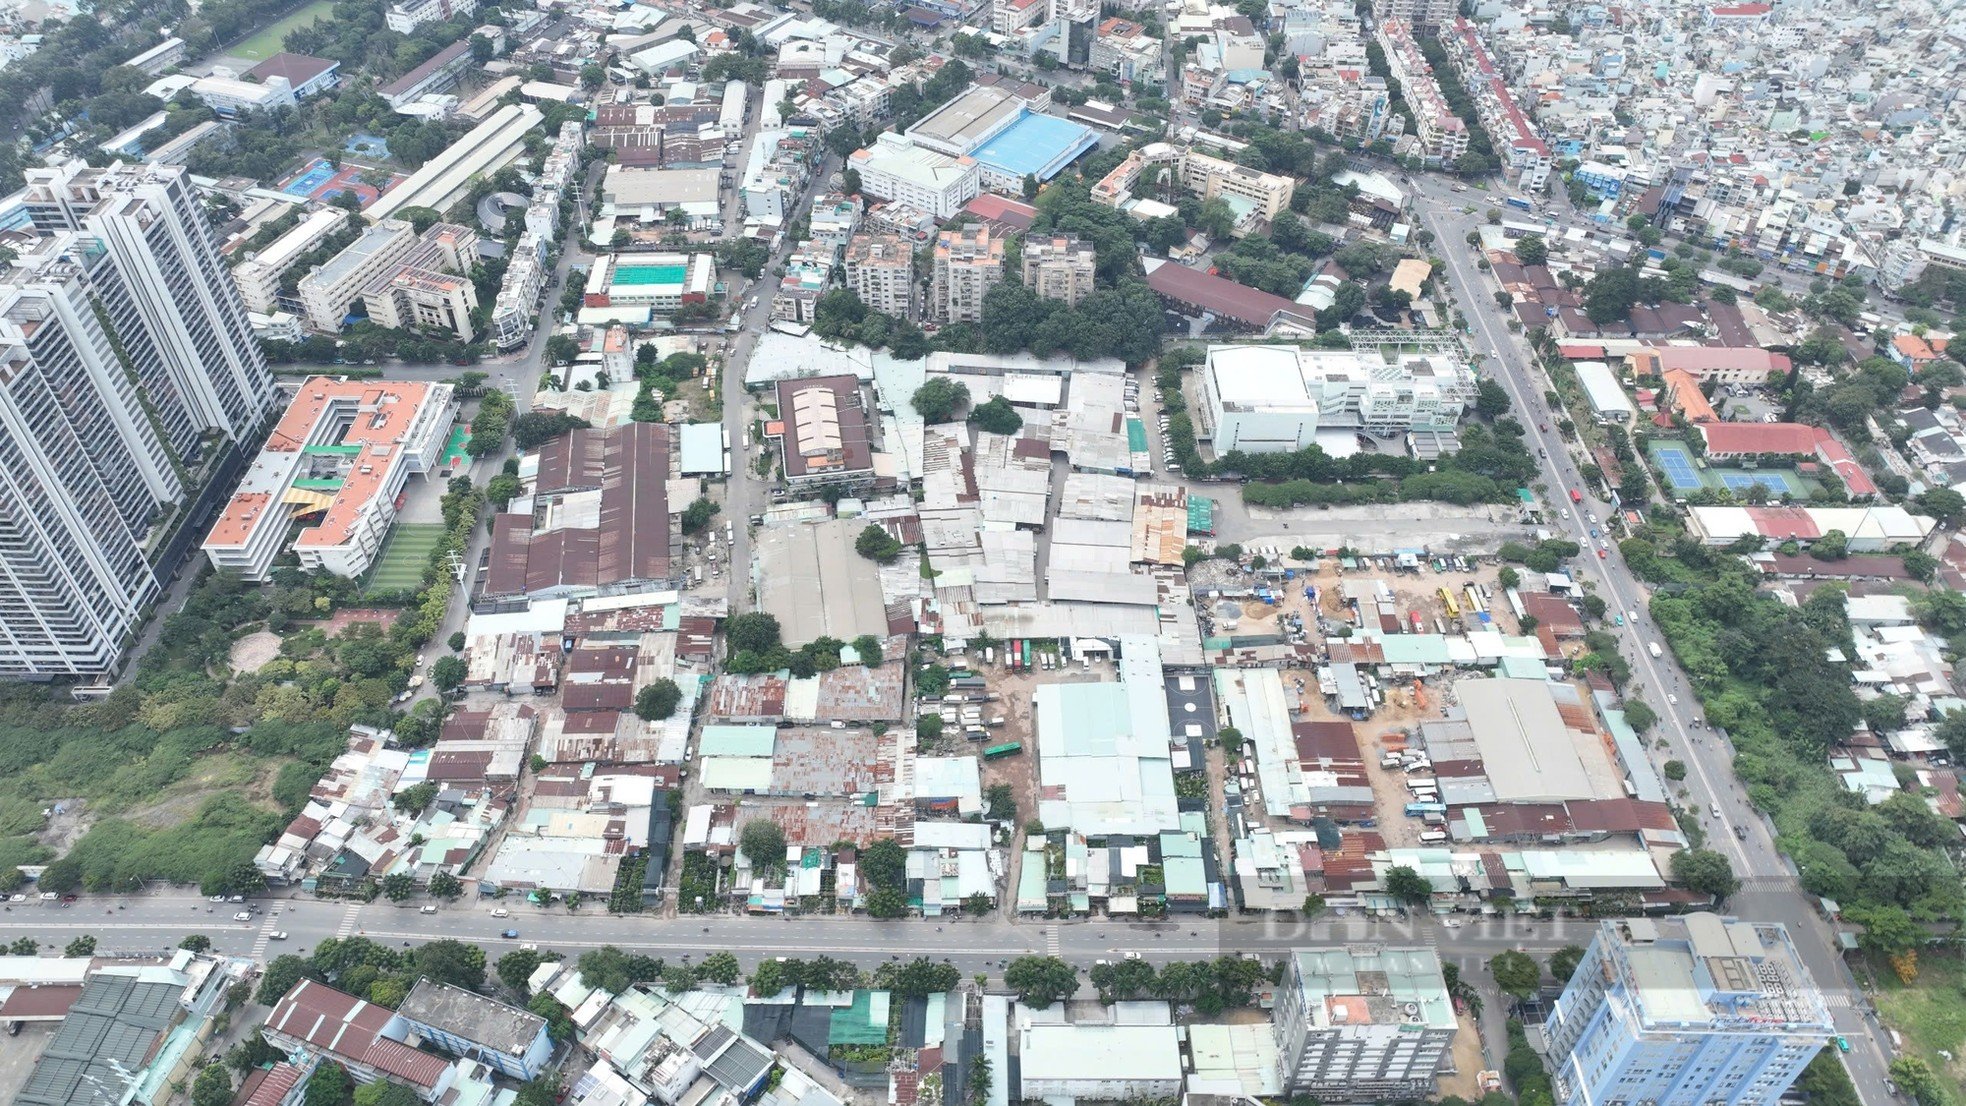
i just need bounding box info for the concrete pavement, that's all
[1414,185,1891,1103]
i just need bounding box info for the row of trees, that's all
[1086,954,1268,1014]
[1650,566,1964,947]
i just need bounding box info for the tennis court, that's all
[1651,442,1704,492]
[1718,470,1804,496]
[363,523,445,596]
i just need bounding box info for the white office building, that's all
[1543,916,1833,1106]
[297,219,419,332]
[1274,946,1458,1102]
[232,207,349,314]
[385,0,477,33]
[847,133,980,219]
[1198,345,1478,453]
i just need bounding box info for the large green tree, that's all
[1003,956,1079,1006]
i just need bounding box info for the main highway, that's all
[1409,175,1892,1102]
[0,889,1602,989]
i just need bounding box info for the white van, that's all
[1419,830,1448,843]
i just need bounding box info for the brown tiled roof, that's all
[264,980,449,1090]
[0,983,82,1018]
[1142,261,1304,329]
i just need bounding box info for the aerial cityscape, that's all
[0,0,1957,1104]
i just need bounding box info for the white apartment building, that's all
[0,248,176,677]
[491,120,582,350]
[848,133,980,219]
[1198,344,1478,452]
[385,0,477,33]
[845,232,916,317]
[1371,0,1455,31]
[0,199,273,676]
[23,162,277,446]
[1376,20,1468,164]
[930,223,1004,324]
[232,207,349,314]
[358,223,480,342]
[1543,916,1833,1106]
[1020,233,1096,307]
[203,378,455,581]
[1091,142,1293,225]
[297,219,419,332]
[1274,947,1458,1102]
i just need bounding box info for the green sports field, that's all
[225,0,334,61]
[363,523,445,596]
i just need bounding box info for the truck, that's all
[1569,488,1583,504]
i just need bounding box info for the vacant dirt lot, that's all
[228,631,282,674]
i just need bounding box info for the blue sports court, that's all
[1718,471,1803,496]
[971,111,1099,182]
[1652,442,1704,492]
[280,159,336,199]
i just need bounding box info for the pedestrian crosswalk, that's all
[1733,874,1800,892]
[247,904,284,962]
[1045,925,1060,958]
[335,903,362,940]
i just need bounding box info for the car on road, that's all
[1627,609,1638,623]
[1833,1036,1850,1053]
[208,895,226,903]
[1441,918,1463,928]
[269,932,288,941]
[1613,614,1624,626]
[1668,694,1678,706]
[501,929,520,939]
[232,911,252,922]
[1709,803,1722,818]
[1597,548,1607,559]
[520,942,538,951]
[419,905,438,914]
[491,908,510,918]
[1124,951,1142,960]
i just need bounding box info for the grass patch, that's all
[363,523,446,596]
[1875,951,1966,1106]
[126,752,275,830]
[224,0,335,60]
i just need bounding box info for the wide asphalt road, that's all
[1411,176,1890,1102]
[3,890,1606,981]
